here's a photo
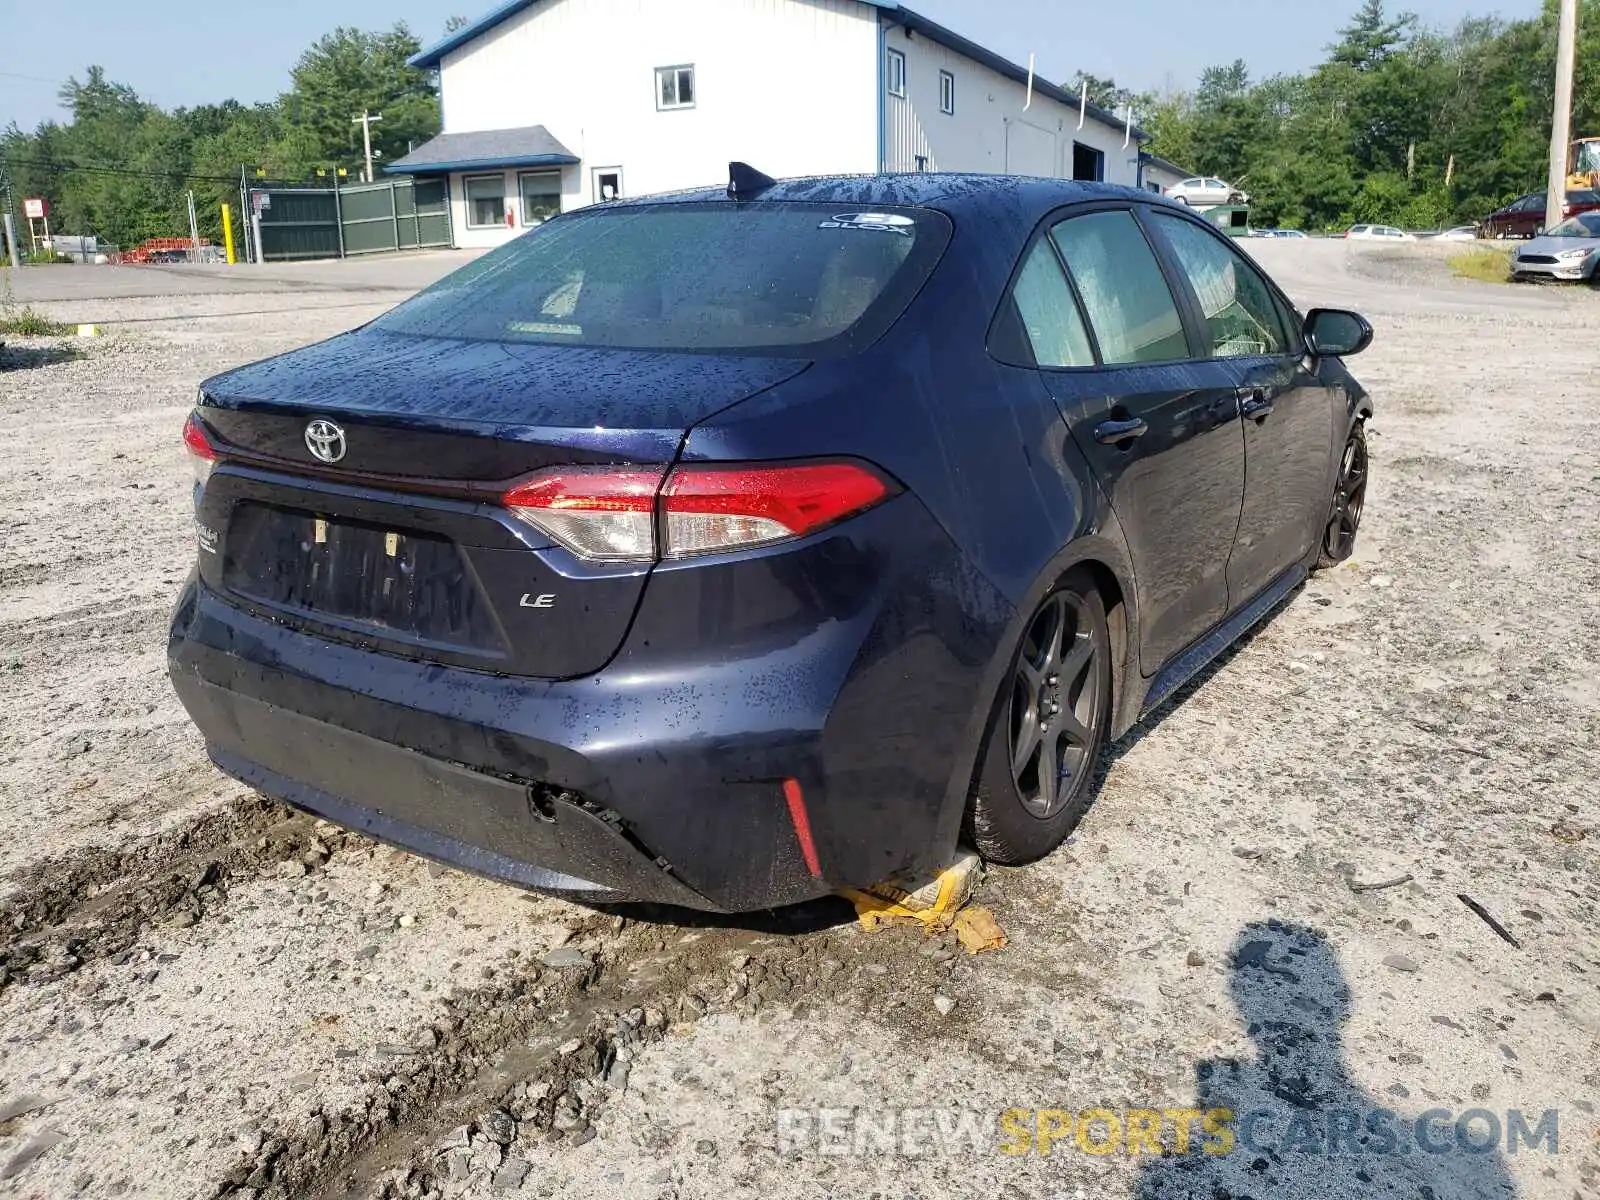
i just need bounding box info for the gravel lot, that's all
[1,244,1596,1200]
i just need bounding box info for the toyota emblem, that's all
[304,419,347,464]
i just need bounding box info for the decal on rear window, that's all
[819,212,915,235]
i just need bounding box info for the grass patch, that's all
[0,306,74,336]
[1448,247,1513,283]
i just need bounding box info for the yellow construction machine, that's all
[1569,136,1600,190]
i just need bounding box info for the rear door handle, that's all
[1094,417,1148,446]
[1238,387,1275,422]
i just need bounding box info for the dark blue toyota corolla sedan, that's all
[168,170,1373,912]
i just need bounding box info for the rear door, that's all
[1145,210,1340,606]
[1511,195,1544,237]
[1021,207,1246,673]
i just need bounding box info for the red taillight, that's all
[183,411,217,486]
[661,462,890,558]
[503,460,892,562]
[503,467,663,561]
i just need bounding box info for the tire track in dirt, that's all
[0,827,961,1200]
[229,909,968,1200]
[0,795,351,989]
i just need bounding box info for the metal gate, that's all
[251,178,451,261]
[338,179,451,255]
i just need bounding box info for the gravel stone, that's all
[492,1158,532,1190]
[477,1109,515,1146]
[540,948,591,970]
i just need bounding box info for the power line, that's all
[0,156,240,184]
[0,70,67,86]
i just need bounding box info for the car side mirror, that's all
[1304,308,1373,357]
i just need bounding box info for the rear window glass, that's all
[375,202,951,358]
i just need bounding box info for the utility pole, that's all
[186,190,200,260]
[1545,0,1578,232]
[0,161,18,269]
[352,110,383,183]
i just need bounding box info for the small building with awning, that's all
[386,125,581,248]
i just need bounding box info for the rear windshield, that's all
[375,202,952,358]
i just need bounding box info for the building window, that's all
[592,167,623,203]
[519,171,561,226]
[939,70,955,114]
[1071,142,1105,182]
[464,174,506,228]
[656,64,695,110]
[886,48,906,98]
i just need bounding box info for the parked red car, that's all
[1480,190,1600,239]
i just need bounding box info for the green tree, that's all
[1143,0,1600,230]
[1330,0,1414,71]
[1067,72,1150,114]
[280,24,440,177]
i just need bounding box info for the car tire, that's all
[1173,196,1190,206]
[966,571,1112,865]
[1316,423,1368,569]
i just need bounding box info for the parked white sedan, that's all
[1345,224,1416,241]
[1165,177,1250,207]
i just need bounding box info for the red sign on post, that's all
[23,198,46,220]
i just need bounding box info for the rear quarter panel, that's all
[678,188,1142,855]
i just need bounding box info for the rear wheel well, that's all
[1073,560,1128,722]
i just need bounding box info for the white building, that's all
[392,0,1157,248]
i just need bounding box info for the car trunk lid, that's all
[192,328,810,678]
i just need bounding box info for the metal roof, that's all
[1141,151,1194,177]
[408,0,1147,140]
[384,125,579,174]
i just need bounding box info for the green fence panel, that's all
[254,180,452,260]
[340,181,398,256]
[257,189,340,261]
[411,179,451,250]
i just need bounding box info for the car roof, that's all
[598,172,1162,220]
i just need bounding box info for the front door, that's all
[1143,209,1341,605]
[1020,207,1247,673]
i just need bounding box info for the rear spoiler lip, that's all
[189,410,668,506]
[195,423,518,502]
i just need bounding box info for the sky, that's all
[2,0,1538,132]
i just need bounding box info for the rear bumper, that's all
[189,677,716,908]
[167,498,1011,911]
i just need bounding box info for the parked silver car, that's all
[1165,177,1250,207]
[1510,212,1600,281]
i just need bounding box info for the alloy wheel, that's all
[1324,430,1368,562]
[1009,591,1105,818]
